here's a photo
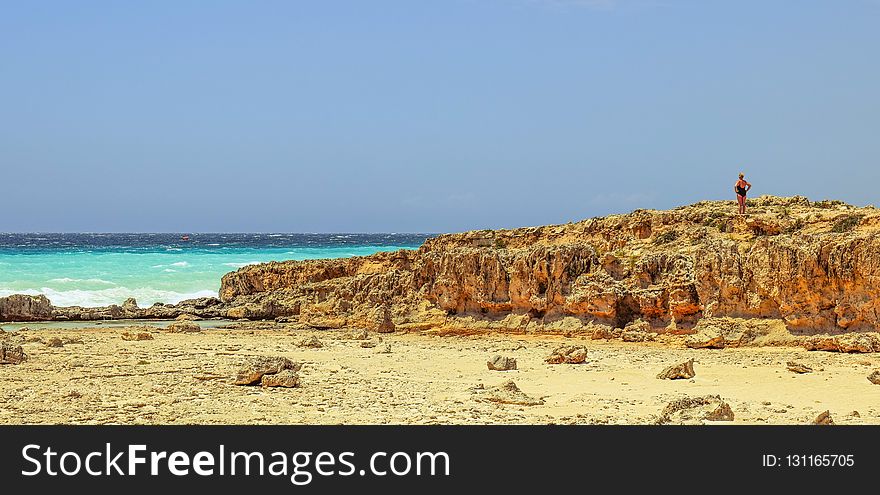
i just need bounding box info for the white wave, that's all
[163,269,177,273]
[222,261,261,268]
[48,277,114,285]
[170,261,189,267]
[0,287,218,308]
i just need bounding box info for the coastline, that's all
[3,196,880,425]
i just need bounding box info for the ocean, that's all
[0,233,431,308]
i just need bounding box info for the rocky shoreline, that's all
[3,195,880,353]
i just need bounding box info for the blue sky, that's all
[1,0,877,232]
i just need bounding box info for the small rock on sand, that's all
[166,321,201,333]
[487,355,517,371]
[234,356,301,385]
[360,340,377,348]
[122,331,154,341]
[545,345,587,364]
[786,361,812,374]
[298,336,324,348]
[261,369,300,388]
[657,395,734,424]
[46,337,64,348]
[813,410,834,425]
[480,380,544,406]
[867,371,880,385]
[657,358,696,380]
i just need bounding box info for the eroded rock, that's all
[545,345,587,364]
[480,380,544,406]
[0,342,27,364]
[813,410,834,425]
[166,321,201,333]
[685,326,725,349]
[234,356,301,385]
[867,371,880,385]
[298,336,324,348]
[657,358,696,380]
[487,355,517,371]
[261,369,300,388]
[786,361,812,374]
[657,395,734,424]
[804,333,880,353]
[122,331,154,341]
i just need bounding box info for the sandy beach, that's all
[2,323,878,425]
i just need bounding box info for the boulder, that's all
[487,355,517,371]
[122,331,154,341]
[234,356,301,385]
[122,298,139,311]
[813,410,834,425]
[261,369,300,388]
[657,358,696,380]
[545,345,587,364]
[867,371,880,385]
[45,337,64,348]
[0,342,27,364]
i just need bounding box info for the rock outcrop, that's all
[0,295,54,321]
[215,196,880,339]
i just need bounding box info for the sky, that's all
[1,0,878,233]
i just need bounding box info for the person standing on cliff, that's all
[734,173,752,214]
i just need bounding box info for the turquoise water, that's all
[0,233,428,308]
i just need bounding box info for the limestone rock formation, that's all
[657,358,696,380]
[545,345,587,364]
[0,294,54,321]
[487,355,517,371]
[234,356,301,385]
[803,333,880,353]
[215,196,880,339]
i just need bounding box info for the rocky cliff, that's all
[217,196,880,338]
